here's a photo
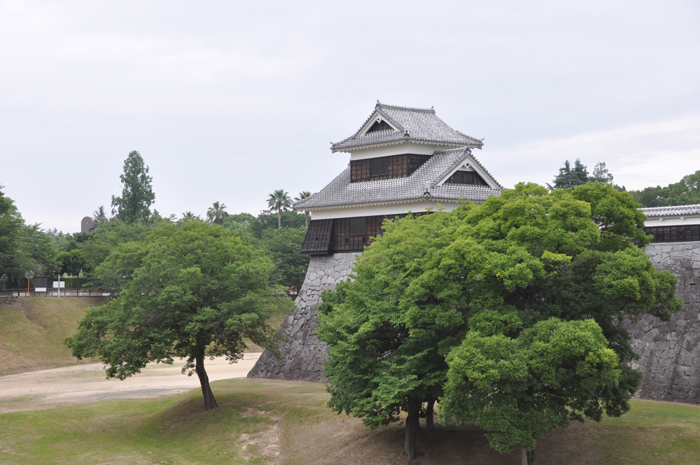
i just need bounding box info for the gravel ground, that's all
[0,352,261,413]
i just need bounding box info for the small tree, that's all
[111,151,156,224]
[179,211,201,225]
[66,222,294,410]
[294,191,311,227]
[267,190,292,229]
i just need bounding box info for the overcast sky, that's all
[1,0,698,233]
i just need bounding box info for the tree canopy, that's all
[551,159,590,189]
[66,221,295,410]
[317,182,681,460]
[629,169,700,207]
[111,150,155,224]
[267,190,292,229]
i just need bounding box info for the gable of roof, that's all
[331,102,483,152]
[295,147,502,210]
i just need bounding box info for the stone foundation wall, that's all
[627,242,700,404]
[247,253,358,382]
[249,242,700,405]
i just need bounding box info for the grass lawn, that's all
[0,297,107,376]
[1,378,700,465]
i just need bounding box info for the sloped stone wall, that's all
[627,242,700,404]
[247,252,358,382]
[249,242,700,405]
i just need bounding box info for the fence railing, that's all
[0,289,115,298]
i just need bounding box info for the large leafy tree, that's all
[318,183,681,460]
[66,222,294,410]
[267,190,292,229]
[111,151,156,224]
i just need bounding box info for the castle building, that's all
[249,103,700,408]
[248,102,503,381]
[296,102,502,255]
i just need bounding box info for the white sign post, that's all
[53,277,65,298]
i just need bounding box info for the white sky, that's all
[1,0,698,232]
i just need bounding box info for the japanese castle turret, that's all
[248,102,503,381]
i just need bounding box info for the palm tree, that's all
[207,201,228,225]
[267,190,292,229]
[294,191,311,227]
[179,211,201,226]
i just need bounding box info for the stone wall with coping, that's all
[627,242,700,404]
[247,252,358,382]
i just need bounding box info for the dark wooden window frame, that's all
[644,225,700,243]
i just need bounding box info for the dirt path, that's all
[0,352,261,413]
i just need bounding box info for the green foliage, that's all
[441,318,621,453]
[629,169,700,207]
[206,201,228,225]
[317,211,465,430]
[267,190,293,229]
[260,227,310,290]
[551,159,590,189]
[77,218,150,287]
[590,161,614,185]
[0,187,26,279]
[318,183,681,456]
[66,222,295,408]
[111,150,156,224]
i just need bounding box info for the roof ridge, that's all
[377,101,435,113]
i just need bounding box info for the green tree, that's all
[93,206,107,227]
[318,183,681,459]
[206,201,228,225]
[590,161,614,185]
[0,186,24,282]
[629,169,700,207]
[260,227,309,290]
[294,191,311,227]
[317,212,463,459]
[66,222,295,410]
[441,318,621,465]
[78,218,150,288]
[178,211,201,225]
[111,151,156,224]
[267,190,292,229]
[551,159,590,189]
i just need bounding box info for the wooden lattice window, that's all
[350,217,367,236]
[370,158,388,177]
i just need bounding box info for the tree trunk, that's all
[425,399,435,430]
[405,397,418,459]
[521,448,535,465]
[195,353,219,410]
[278,209,282,229]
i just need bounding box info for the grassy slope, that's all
[1,379,700,465]
[0,297,107,376]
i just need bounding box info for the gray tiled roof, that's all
[331,102,483,152]
[295,148,502,210]
[641,204,700,217]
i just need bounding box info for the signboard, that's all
[35,287,47,292]
[52,281,66,288]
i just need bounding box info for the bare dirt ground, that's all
[0,352,261,413]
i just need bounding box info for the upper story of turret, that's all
[295,102,503,255]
